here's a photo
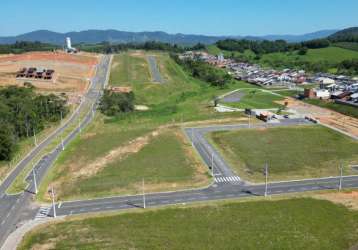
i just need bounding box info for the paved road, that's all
[0,55,112,247]
[49,175,358,217]
[44,119,358,218]
[147,56,164,83]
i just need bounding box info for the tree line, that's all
[78,41,206,54]
[0,41,59,54]
[0,85,68,161]
[216,38,331,55]
[170,54,232,88]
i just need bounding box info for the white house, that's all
[317,77,335,85]
[315,89,330,99]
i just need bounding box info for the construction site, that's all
[0,51,100,103]
[279,97,358,138]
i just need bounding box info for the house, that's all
[315,89,330,99]
[350,93,358,102]
[304,88,315,99]
[317,77,335,85]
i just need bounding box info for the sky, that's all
[0,0,357,36]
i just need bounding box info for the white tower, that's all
[66,37,72,49]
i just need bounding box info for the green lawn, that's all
[209,125,358,182]
[222,89,284,109]
[334,42,358,52]
[46,127,208,200]
[305,99,358,119]
[19,198,358,250]
[38,51,253,201]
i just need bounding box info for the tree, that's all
[298,47,308,55]
[99,90,135,116]
[0,123,15,161]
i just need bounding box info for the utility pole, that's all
[211,153,214,177]
[32,167,38,194]
[142,178,146,209]
[60,135,65,151]
[51,186,57,218]
[78,114,82,133]
[264,163,269,197]
[248,113,251,129]
[33,128,38,146]
[339,163,344,191]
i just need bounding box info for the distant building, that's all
[65,37,77,53]
[315,89,330,99]
[317,77,335,85]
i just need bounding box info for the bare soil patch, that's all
[279,97,358,138]
[0,51,99,95]
[313,191,358,210]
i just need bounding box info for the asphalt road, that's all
[147,56,164,83]
[0,55,112,247]
[45,119,358,217]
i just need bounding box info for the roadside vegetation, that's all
[209,125,358,182]
[0,85,68,178]
[171,53,232,87]
[19,198,358,250]
[99,90,135,116]
[38,51,252,201]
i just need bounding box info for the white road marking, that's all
[215,176,241,184]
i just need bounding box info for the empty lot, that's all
[0,51,99,94]
[209,125,358,182]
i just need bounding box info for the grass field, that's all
[222,89,284,109]
[261,47,358,68]
[305,99,358,119]
[334,42,358,52]
[19,198,358,250]
[110,52,151,84]
[38,51,255,201]
[209,125,358,181]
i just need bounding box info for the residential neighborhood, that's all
[180,50,358,106]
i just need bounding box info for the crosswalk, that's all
[215,176,241,184]
[35,206,51,220]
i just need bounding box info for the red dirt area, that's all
[0,51,98,66]
[0,51,100,97]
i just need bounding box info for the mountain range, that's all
[0,29,340,45]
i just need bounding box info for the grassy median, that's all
[19,198,358,250]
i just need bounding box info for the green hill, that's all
[261,47,358,64]
[329,27,358,42]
